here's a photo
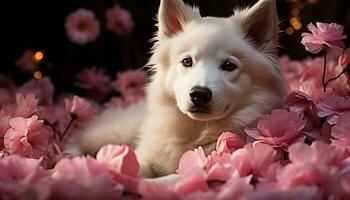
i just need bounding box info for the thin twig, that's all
[322,48,328,92]
[324,70,347,88]
[59,114,77,141]
[44,120,59,140]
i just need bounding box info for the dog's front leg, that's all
[138,159,156,178]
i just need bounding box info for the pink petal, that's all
[96,144,139,177]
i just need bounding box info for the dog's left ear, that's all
[157,0,200,41]
[233,0,279,55]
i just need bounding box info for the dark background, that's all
[0,0,349,93]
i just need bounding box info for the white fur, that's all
[78,100,146,154]
[76,0,286,178]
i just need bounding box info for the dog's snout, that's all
[189,86,212,106]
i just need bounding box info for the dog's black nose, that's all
[189,86,212,106]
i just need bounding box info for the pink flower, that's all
[281,143,345,198]
[123,88,145,104]
[0,88,13,108]
[288,141,345,167]
[65,9,100,45]
[331,112,350,147]
[4,115,52,159]
[0,155,47,183]
[16,49,39,72]
[0,116,10,149]
[50,157,121,199]
[177,146,208,175]
[245,109,306,149]
[106,6,134,36]
[65,95,96,122]
[277,163,340,198]
[104,97,129,109]
[339,48,350,67]
[138,180,178,200]
[285,91,322,139]
[0,155,49,200]
[37,105,70,129]
[96,144,139,177]
[230,143,280,178]
[216,132,244,155]
[216,176,253,200]
[112,70,146,95]
[301,22,347,54]
[104,91,145,109]
[14,93,38,118]
[286,91,317,114]
[318,96,350,125]
[18,77,55,105]
[244,186,321,200]
[174,169,209,195]
[75,68,112,102]
[279,55,303,84]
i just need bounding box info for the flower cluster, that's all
[65,6,134,45]
[0,68,146,165]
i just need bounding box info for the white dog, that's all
[77,0,286,177]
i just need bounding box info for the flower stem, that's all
[44,120,59,140]
[322,48,328,92]
[324,70,347,87]
[60,113,77,141]
[282,150,289,161]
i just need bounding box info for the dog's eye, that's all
[181,57,193,67]
[220,60,238,71]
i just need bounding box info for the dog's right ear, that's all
[157,0,200,41]
[233,0,279,55]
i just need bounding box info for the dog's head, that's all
[150,0,285,121]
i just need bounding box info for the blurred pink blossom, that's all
[106,6,134,36]
[104,90,145,109]
[0,116,10,150]
[288,141,345,167]
[50,156,121,199]
[280,56,349,99]
[244,186,321,200]
[4,115,52,159]
[16,50,39,72]
[138,180,178,200]
[0,155,49,200]
[301,22,347,54]
[65,8,100,45]
[14,93,38,118]
[37,105,70,132]
[174,169,208,195]
[318,96,350,125]
[96,144,139,177]
[278,142,345,198]
[331,112,350,149]
[0,89,13,108]
[215,176,254,200]
[339,48,350,67]
[103,97,129,109]
[65,95,96,122]
[18,77,55,105]
[245,109,306,149]
[75,68,112,102]
[276,164,339,198]
[112,70,146,95]
[216,132,244,155]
